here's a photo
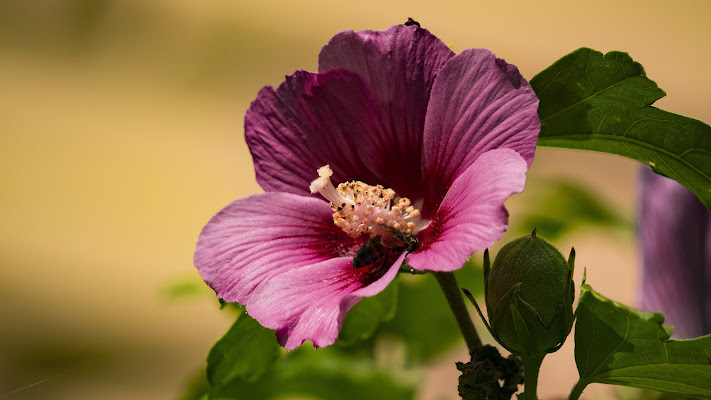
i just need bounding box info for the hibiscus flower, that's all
[194,22,540,349]
[638,166,711,338]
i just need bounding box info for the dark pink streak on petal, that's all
[319,25,454,200]
[408,149,528,272]
[301,70,385,185]
[423,49,539,217]
[638,166,711,338]
[247,253,404,349]
[194,192,361,304]
[245,70,383,196]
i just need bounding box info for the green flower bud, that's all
[484,229,575,356]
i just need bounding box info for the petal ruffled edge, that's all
[407,149,528,272]
[247,253,404,349]
[422,48,539,216]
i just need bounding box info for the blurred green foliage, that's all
[511,178,632,241]
[162,273,214,300]
[338,277,400,345]
[377,259,485,362]
[211,346,416,400]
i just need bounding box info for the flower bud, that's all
[484,229,575,356]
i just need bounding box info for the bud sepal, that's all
[472,230,576,357]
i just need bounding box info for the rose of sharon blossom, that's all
[194,23,540,349]
[638,166,711,338]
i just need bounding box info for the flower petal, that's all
[638,166,711,338]
[247,253,404,349]
[194,192,361,303]
[245,69,384,195]
[318,24,454,199]
[407,149,528,272]
[422,49,539,216]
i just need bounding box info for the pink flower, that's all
[638,166,711,338]
[194,23,540,349]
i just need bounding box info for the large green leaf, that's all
[531,48,711,211]
[206,312,281,386]
[210,346,416,400]
[573,284,711,398]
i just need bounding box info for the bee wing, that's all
[379,234,405,249]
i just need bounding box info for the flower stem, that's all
[520,354,544,400]
[433,271,482,352]
[567,380,587,400]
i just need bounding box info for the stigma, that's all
[309,165,421,238]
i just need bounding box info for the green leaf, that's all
[531,48,711,211]
[573,284,711,397]
[178,368,210,400]
[206,312,281,386]
[211,346,416,400]
[338,276,399,345]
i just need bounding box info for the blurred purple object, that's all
[638,166,711,338]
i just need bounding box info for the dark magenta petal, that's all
[638,166,711,338]
[245,69,383,196]
[318,25,454,199]
[194,192,360,304]
[407,149,528,272]
[422,48,539,216]
[247,253,403,349]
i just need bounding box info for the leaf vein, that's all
[588,313,632,380]
[538,134,711,183]
[540,78,634,121]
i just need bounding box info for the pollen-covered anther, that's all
[309,166,422,238]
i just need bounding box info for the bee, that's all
[352,231,419,269]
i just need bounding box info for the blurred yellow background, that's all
[1,1,709,399]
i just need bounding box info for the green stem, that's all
[567,380,587,400]
[433,271,482,352]
[521,354,544,400]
